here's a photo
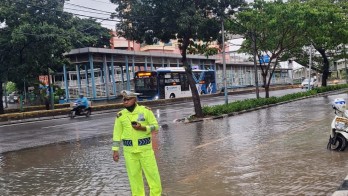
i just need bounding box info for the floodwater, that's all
[1,93,348,195]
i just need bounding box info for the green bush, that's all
[202,84,348,117]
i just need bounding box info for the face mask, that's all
[125,103,136,112]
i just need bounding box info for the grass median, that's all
[201,84,348,117]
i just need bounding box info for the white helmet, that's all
[333,98,346,112]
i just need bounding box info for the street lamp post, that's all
[222,19,228,104]
[252,32,259,98]
[308,45,312,91]
[344,46,347,84]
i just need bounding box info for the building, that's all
[57,34,294,101]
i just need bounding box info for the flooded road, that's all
[1,91,348,195]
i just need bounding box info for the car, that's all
[8,92,19,104]
[300,78,318,89]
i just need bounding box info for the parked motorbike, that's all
[69,101,92,119]
[327,98,348,151]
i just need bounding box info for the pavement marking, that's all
[332,175,348,196]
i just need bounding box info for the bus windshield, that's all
[135,77,157,91]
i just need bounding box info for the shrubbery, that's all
[202,84,348,117]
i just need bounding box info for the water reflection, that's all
[1,95,348,195]
[0,137,131,196]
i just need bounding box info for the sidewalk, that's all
[332,175,348,196]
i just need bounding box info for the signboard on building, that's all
[259,55,270,64]
[39,75,49,86]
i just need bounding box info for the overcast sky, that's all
[65,0,117,30]
[65,0,258,30]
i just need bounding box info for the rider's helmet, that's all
[79,94,84,99]
[332,98,346,112]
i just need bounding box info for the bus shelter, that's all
[62,47,217,101]
[215,62,293,90]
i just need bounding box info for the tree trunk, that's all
[266,59,279,98]
[265,85,270,98]
[0,81,4,114]
[317,48,328,87]
[262,72,269,98]
[181,38,203,118]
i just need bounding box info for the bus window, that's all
[204,72,215,84]
[164,73,180,85]
[180,73,189,91]
[193,72,201,81]
[135,78,157,91]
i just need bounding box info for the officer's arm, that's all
[112,114,123,151]
[144,109,159,134]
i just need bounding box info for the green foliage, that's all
[227,0,308,97]
[110,0,245,117]
[228,0,348,93]
[0,0,112,113]
[54,96,59,104]
[54,87,65,98]
[110,0,245,57]
[202,84,348,116]
[5,82,17,95]
[70,18,112,48]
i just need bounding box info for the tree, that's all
[70,18,113,48]
[110,0,245,117]
[0,0,74,113]
[6,82,17,94]
[298,0,348,86]
[0,0,112,114]
[228,0,308,98]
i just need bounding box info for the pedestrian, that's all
[112,90,162,196]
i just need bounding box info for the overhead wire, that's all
[1,1,163,38]
[81,0,115,5]
[0,4,117,38]
[65,2,115,14]
[64,7,113,17]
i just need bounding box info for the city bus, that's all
[134,67,217,101]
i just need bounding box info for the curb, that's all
[0,109,119,126]
[332,175,348,196]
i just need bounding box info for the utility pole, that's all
[252,32,259,98]
[48,54,55,110]
[344,45,347,84]
[308,45,312,90]
[222,18,228,104]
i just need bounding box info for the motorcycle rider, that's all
[75,94,89,112]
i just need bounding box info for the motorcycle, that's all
[327,98,348,151]
[69,101,92,119]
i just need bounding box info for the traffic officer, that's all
[112,90,162,196]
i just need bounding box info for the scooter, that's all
[69,101,92,119]
[327,98,348,151]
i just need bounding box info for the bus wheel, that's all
[169,93,175,99]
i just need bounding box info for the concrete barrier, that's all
[332,175,348,196]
